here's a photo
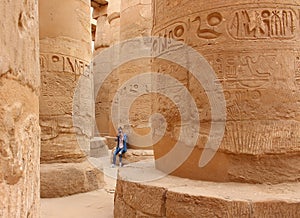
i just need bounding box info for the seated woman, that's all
[111,127,127,167]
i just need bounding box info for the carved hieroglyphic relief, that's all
[205,52,278,120]
[153,5,300,49]
[152,0,300,185]
[192,12,223,39]
[40,50,92,162]
[153,9,225,54]
[154,11,224,42]
[0,103,39,185]
[0,0,40,215]
[40,53,91,115]
[228,8,296,39]
[40,53,90,76]
[0,103,24,185]
[223,120,300,154]
[152,21,190,54]
[206,53,275,89]
[295,55,300,86]
[223,89,262,120]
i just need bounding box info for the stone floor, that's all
[41,158,300,217]
[41,189,113,218]
[41,174,116,218]
[114,161,300,217]
[41,150,154,218]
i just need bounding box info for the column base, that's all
[41,160,104,198]
[114,162,300,217]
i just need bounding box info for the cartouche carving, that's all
[228,8,296,39]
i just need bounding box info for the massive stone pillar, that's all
[152,0,300,183]
[94,0,122,138]
[114,1,300,216]
[0,0,40,217]
[108,0,121,44]
[39,0,103,198]
[94,3,114,137]
[110,0,154,146]
[120,0,152,40]
[94,0,153,140]
[94,4,110,54]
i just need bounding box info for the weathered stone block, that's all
[251,201,300,218]
[115,163,300,218]
[40,161,104,198]
[120,180,167,216]
[90,137,108,157]
[166,191,250,218]
[114,195,137,218]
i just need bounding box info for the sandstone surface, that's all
[152,0,300,183]
[0,0,40,217]
[114,163,300,218]
[39,0,103,197]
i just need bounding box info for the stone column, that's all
[108,0,121,44]
[94,5,110,54]
[0,0,40,217]
[94,0,122,138]
[152,0,300,183]
[120,0,152,40]
[39,0,103,198]
[93,4,113,137]
[108,0,153,148]
[114,1,300,216]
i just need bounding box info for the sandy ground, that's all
[41,155,153,218]
[41,176,116,218]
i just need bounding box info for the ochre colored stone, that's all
[39,0,93,163]
[110,149,153,165]
[114,165,300,218]
[90,137,109,158]
[114,195,137,217]
[94,0,153,139]
[0,0,40,217]
[121,181,167,216]
[93,0,120,136]
[95,15,110,50]
[152,0,300,184]
[120,0,152,40]
[39,0,103,197]
[40,161,104,198]
[105,136,118,149]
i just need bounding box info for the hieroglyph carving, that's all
[152,11,224,54]
[228,8,296,39]
[40,53,90,76]
[0,103,39,185]
[207,53,275,89]
[295,56,300,86]
[206,53,276,120]
[153,7,299,52]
